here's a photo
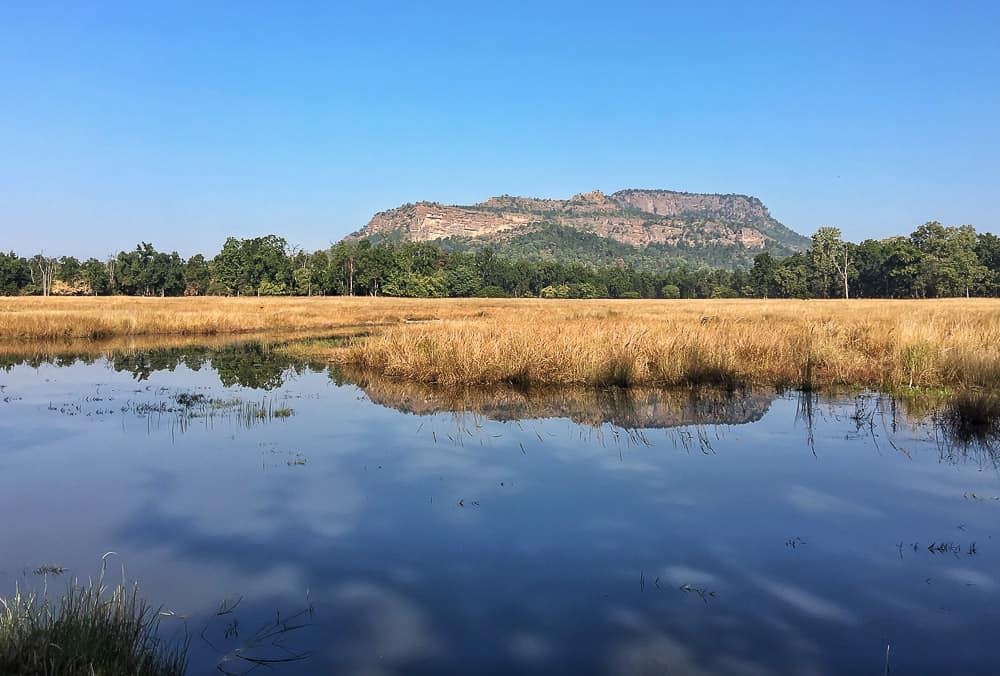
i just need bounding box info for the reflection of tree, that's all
[103,343,318,388]
[209,344,292,390]
[3,342,330,389]
[110,350,185,381]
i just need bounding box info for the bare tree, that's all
[833,245,850,300]
[30,253,57,297]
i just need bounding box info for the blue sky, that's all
[1,1,998,258]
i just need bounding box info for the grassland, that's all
[2,296,999,393]
[0,296,445,341]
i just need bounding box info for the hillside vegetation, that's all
[356,188,809,269]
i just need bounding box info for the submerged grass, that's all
[0,557,188,676]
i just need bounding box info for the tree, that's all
[975,232,1000,295]
[774,253,810,298]
[911,222,987,297]
[949,225,988,297]
[445,263,480,297]
[29,253,57,296]
[81,258,111,295]
[212,238,246,295]
[660,283,681,299]
[750,253,778,298]
[211,235,292,296]
[0,252,31,295]
[809,227,853,299]
[56,256,82,284]
[184,254,211,295]
[112,243,185,296]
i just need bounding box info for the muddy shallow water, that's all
[1,345,998,675]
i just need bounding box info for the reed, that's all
[0,558,187,676]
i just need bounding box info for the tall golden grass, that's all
[331,298,1000,391]
[2,296,999,391]
[0,296,454,340]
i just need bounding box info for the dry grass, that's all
[330,298,1000,391]
[3,297,999,392]
[0,296,469,341]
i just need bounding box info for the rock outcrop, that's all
[353,188,807,256]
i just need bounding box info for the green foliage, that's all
[211,235,292,296]
[0,252,32,295]
[445,264,480,297]
[910,222,987,297]
[183,254,211,295]
[257,279,288,296]
[660,283,681,299]
[540,284,570,299]
[56,256,82,283]
[112,243,185,296]
[475,285,508,298]
[3,221,999,300]
[82,258,111,295]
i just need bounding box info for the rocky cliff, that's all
[353,188,809,268]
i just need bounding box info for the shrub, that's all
[475,285,507,298]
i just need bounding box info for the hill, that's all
[351,189,809,269]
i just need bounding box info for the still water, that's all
[1,345,998,675]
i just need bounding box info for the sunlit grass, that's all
[0,296,493,341]
[332,298,1000,391]
[3,297,999,392]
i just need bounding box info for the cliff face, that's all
[612,189,771,221]
[353,188,809,265]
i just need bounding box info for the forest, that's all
[2,222,998,300]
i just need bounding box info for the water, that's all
[1,345,998,675]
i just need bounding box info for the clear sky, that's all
[1,1,998,258]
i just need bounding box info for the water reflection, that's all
[1,345,1000,674]
[347,373,773,430]
[1,341,327,389]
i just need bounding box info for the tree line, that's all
[1,222,998,299]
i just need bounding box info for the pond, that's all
[1,344,998,675]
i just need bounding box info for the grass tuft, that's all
[0,557,188,676]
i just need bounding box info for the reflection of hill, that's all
[346,372,773,428]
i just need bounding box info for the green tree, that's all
[911,222,987,297]
[56,256,83,284]
[809,227,853,299]
[660,283,681,299]
[184,254,211,295]
[81,258,111,295]
[749,253,778,298]
[445,264,480,297]
[975,232,1000,294]
[0,252,31,295]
